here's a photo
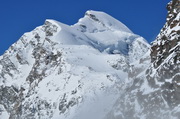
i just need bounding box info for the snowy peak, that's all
[43,12,150,59]
[74,10,133,33]
[73,10,150,59]
[42,19,91,46]
[0,10,150,119]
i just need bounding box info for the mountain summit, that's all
[0,10,149,119]
[1,2,179,118]
[74,10,133,33]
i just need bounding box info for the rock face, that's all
[0,11,149,119]
[151,0,180,67]
[106,0,180,119]
[149,0,180,108]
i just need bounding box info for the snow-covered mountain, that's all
[0,10,149,119]
[106,0,180,119]
[1,0,179,118]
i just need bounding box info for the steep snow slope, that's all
[0,10,149,119]
[105,0,180,119]
[73,10,133,33]
[73,10,149,62]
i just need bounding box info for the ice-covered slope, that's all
[73,10,149,62]
[105,0,180,119]
[73,10,133,33]
[0,10,149,119]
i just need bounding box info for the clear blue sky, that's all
[0,0,170,55]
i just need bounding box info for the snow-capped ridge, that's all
[0,1,179,119]
[0,9,152,119]
[73,10,133,33]
[45,19,61,27]
[43,13,149,58]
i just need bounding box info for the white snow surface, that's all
[46,10,150,60]
[73,10,133,33]
[0,10,150,119]
[0,105,9,119]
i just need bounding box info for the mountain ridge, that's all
[1,1,179,118]
[107,0,180,118]
[0,10,149,119]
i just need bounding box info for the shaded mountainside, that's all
[0,11,149,119]
[106,0,180,119]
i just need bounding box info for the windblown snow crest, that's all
[0,10,151,119]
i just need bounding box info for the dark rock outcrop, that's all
[148,0,180,107]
